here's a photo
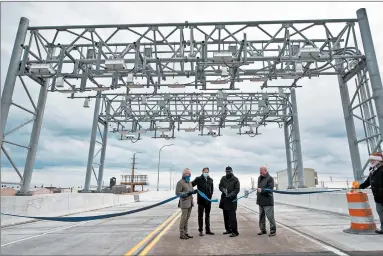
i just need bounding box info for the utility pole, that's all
[131,152,140,192]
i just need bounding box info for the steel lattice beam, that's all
[16,17,365,94]
[89,91,293,139]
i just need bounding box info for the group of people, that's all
[175,166,276,239]
[175,151,383,238]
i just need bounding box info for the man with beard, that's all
[256,166,276,237]
[219,166,240,237]
[191,167,215,236]
[358,152,383,234]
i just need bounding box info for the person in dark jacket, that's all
[358,152,383,234]
[256,166,276,237]
[191,167,215,236]
[219,166,240,237]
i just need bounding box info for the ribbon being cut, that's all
[0,190,218,222]
[233,188,344,202]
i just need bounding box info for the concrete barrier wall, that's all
[1,190,175,227]
[247,189,379,221]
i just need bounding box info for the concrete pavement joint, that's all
[239,204,350,256]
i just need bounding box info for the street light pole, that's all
[157,144,173,191]
[169,165,175,190]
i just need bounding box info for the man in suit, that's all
[192,167,215,236]
[219,166,240,237]
[256,166,276,237]
[176,168,197,239]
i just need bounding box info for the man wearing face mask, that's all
[256,166,276,237]
[358,152,383,234]
[191,167,215,236]
[176,168,198,239]
[219,166,240,237]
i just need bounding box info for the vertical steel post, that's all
[18,81,49,195]
[97,100,110,192]
[357,8,383,152]
[84,93,102,192]
[290,88,305,187]
[283,101,294,189]
[18,47,53,196]
[335,43,363,182]
[1,17,29,144]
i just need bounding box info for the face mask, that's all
[226,173,233,179]
[370,161,379,168]
[185,176,191,182]
[203,173,209,178]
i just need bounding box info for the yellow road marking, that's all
[138,212,181,256]
[124,209,180,256]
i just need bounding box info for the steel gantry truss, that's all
[1,8,382,194]
[99,91,292,138]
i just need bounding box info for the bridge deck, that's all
[145,205,327,256]
[1,196,382,256]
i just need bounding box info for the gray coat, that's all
[176,178,194,209]
[256,173,275,206]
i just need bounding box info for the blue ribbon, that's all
[1,195,180,222]
[233,188,344,202]
[1,190,217,222]
[197,190,218,202]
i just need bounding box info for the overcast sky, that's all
[1,1,383,190]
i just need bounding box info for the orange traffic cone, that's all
[343,182,377,235]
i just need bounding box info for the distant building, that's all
[0,182,77,195]
[60,188,72,193]
[1,183,21,190]
[0,187,17,196]
[30,188,53,195]
[276,168,318,189]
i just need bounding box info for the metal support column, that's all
[283,102,293,189]
[357,8,383,151]
[335,44,363,182]
[97,100,110,192]
[17,80,50,195]
[1,17,29,144]
[290,88,305,187]
[17,46,54,195]
[84,93,102,192]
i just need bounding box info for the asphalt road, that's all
[1,197,382,256]
[1,200,179,255]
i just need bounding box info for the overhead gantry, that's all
[1,8,382,194]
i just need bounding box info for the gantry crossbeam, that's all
[18,17,365,94]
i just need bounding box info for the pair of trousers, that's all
[179,207,192,235]
[223,209,238,234]
[198,203,211,232]
[259,205,276,233]
[376,203,383,230]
